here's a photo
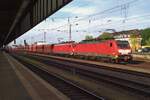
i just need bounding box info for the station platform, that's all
[0,52,31,100]
[0,51,68,100]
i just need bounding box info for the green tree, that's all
[98,32,114,40]
[141,28,150,45]
[129,34,138,52]
[145,37,150,46]
[85,35,93,40]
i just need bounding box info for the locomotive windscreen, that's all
[117,41,130,49]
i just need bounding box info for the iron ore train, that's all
[8,40,132,63]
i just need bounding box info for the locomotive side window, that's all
[110,43,113,47]
[42,45,44,51]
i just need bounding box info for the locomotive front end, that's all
[116,40,132,62]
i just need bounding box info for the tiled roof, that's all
[113,29,141,36]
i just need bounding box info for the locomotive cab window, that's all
[117,40,130,49]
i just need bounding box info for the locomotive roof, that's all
[55,41,75,44]
[80,39,115,44]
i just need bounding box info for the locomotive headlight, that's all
[118,49,131,55]
[115,55,118,58]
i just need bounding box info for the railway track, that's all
[13,53,150,98]
[12,54,104,100]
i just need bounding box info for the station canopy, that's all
[0,0,72,47]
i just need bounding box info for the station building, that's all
[113,29,142,52]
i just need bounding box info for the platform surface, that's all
[0,51,32,100]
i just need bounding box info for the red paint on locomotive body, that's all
[74,40,118,57]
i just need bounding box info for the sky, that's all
[10,0,150,45]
